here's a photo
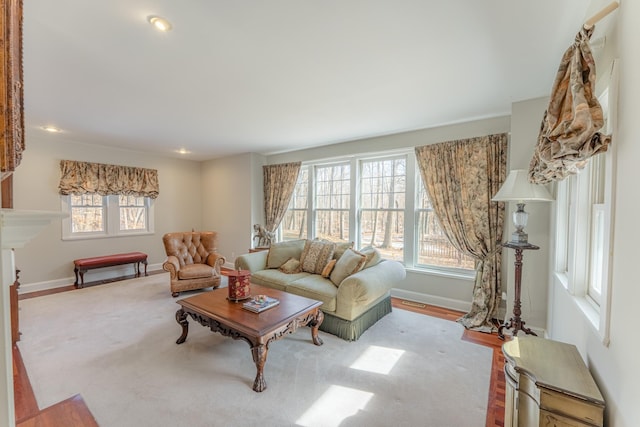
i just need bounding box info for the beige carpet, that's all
[18,274,492,427]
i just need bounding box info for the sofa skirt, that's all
[319,295,392,341]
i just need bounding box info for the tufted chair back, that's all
[163,231,218,267]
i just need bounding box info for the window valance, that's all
[58,160,159,199]
[529,27,611,184]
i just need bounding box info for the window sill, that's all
[62,230,154,241]
[405,266,475,281]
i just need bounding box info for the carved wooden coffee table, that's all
[175,284,324,392]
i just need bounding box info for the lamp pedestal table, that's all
[498,241,539,340]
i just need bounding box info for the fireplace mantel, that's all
[1,209,66,249]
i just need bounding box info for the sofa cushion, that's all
[279,258,301,274]
[266,239,306,269]
[177,263,214,280]
[329,248,366,286]
[251,269,311,291]
[332,241,354,260]
[287,275,337,312]
[359,246,383,269]
[300,240,336,274]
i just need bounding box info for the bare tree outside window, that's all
[119,195,147,231]
[315,163,350,242]
[70,194,104,233]
[359,157,405,261]
[416,180,474,270]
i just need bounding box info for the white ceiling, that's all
[22,1,612,161]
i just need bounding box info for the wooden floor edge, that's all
[17,394,99,427]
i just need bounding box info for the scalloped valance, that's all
[58,160,159,199]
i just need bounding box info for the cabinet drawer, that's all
[540,389,603,426]
[540,409,599,427]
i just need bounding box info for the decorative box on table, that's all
[227,269,251,301]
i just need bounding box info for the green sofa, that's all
[234,239,406,341]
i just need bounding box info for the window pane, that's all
[119,196,147,231]
[359,210,404,261]
[588,205,605,304]
[282,210,307,240]
[315,210,349,242]
[416,179,474,270]
[70,194,104,232]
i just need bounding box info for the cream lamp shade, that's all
[492,169,553,243]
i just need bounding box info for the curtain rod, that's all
[584,1,619,29]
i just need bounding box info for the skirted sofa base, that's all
[319,294,392,341]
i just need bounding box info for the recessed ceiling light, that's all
[41,125,61,133]
[177,148,190,155]
[147,15,172,32]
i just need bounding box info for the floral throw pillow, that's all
[299,240,336,274]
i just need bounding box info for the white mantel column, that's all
[0,209,66,427]
[0,228,14,427]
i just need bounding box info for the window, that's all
[314,163,350,242]
[553,61,617,345]
[279,151,474,275]
[62,194,154,239]
[359,157,405,262]
[415,179,475,270]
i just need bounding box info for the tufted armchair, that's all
[162,231,226,297]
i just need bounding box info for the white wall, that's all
[507,97,552,331]
[11,136,203,287]
[546,1,640,426]
[201,152,265,267]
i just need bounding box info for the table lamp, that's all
[492,169,553,243]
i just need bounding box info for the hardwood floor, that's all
[13,287,507,426]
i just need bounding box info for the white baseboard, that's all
[19,263,165,294]
[391,288,472,313]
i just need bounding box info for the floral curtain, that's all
[263,162,301,235]
[58,160,159,198]
[415,133,507,332]
[529,26,611,184]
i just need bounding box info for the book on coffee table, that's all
[242,296,280,313]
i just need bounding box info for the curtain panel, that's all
[263,162,301,235]
[415,133,507,332]
[529,26,611,184]
[58,160,159,199]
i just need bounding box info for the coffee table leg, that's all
[175,309,189,344]
[251,344,268,392]
[309,310,324,346]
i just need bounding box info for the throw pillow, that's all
[299,240,336,274]
[332,241,354,260]
[358,246,383,269]
[279,258,301,274]
[321,259,337,278]
[266,239,306,269]
[329,248,366,286]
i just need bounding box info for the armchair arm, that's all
[234,251,268,273]
[206,253,226,273]
[162,255,181,280]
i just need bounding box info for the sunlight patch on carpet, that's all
[349,345,405,375]
[296,385,373,427]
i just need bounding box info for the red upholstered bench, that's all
[73,252,148,288]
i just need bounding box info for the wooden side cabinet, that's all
[502,336,605,427]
